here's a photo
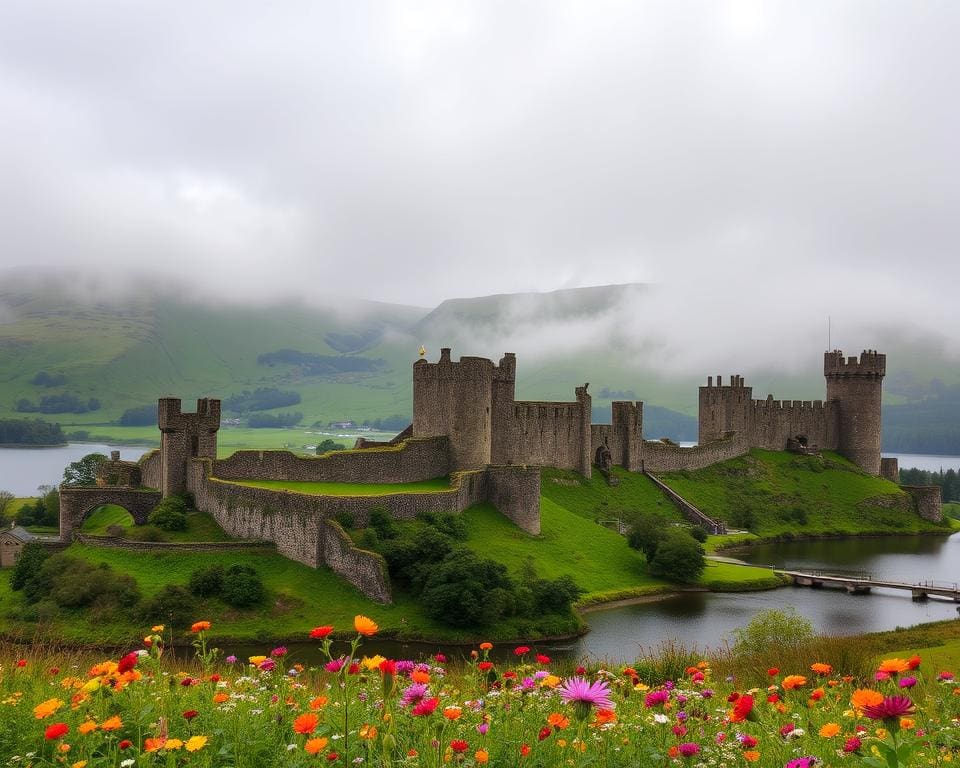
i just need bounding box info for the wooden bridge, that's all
[777,568,960,602]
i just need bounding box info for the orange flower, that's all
[782,675,807,690]
[191,621,211,633]
[594,709,617,726]
[354,615,378,636]
[851,688,884,713]
[101,715,122,731]
[410,669,430,684]
[213,693,230,704]
[33,698,65,719]
[819,723,841,737]
[877,658,910,674]
[744,750,761,762]
[305,737,329,755]
[443,707,463,721]
[78,721,97,735]
[293,713,319,734]
[475,749,489,763]
[479,642,493,651]
[309,696,329,710]
[144,738,167,752]
[810,663,832,676]
[547,713,569,730]
[900,717,915,730]
[359,725,378,740]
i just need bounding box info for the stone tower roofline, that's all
[704,375,748,388]
[158,397,221,431]
[412,348,517,382]
[824,349,886,380]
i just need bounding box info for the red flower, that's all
[49,667,60,675]
[348,663,360,675]
[726,692,740,703]
[310,626,334,639]
[520,744,531,757]
[209,674,221,683]
[767,693,780,703]
[536,654,551,664]
[575,666,586,675]
[45,723,69,740]
[844,737,862,753]
[412,697,439,716]
[119,740,133,750]
[767,667,780,676]
[180,677,196,686]
[730,694,754,723]
[450,740,469,753]
[538,727,552,741]
[907,655,921,670]
[503,671,517,679]
[16,659,27,668]
[779,723,795,737]
[478,662,493,672]
[326,753,339,762]
[434,654,447,663]
[182,710,199,720]
[117,652,138,674]
[379,659,397,675]
[740,735,758,749]
[514,646,530,656]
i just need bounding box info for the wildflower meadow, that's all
[1,616,958,767]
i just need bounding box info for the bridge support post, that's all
[911,589,928,601]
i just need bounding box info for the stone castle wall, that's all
[139,450,162,490]
[825,351,886,475]
[591,401,643,472]
[498,401,584,471]
[901,485,943,522]
[59,486,162,542]
[642,433,751,473]
[211,437,451,484]
[880,457,900,483]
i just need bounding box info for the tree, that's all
[0,490,13,517]
[316,438,346,454]
[420,549,515,627]
[62,453,107,486]
[221,565,265,607]
[647,529,706,583]
[626,512,671,561]
[11,542,49,593]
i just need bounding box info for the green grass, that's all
[227,476,452,496]
[1,497,35,522]
[540,466,682,525]
[79,504,233,542]
[944,501,960,520]
[660,449,952,537]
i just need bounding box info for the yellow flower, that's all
[185,735,208,752]
[361,655,386,671]
[165,738,184,751]
[875,728,888,739]
[71,762,88,768]
[354,615,379,636]
[819,723,841,738]
[33,698,64,719]
[540,675,561,688]
[78,721,98,735]
[151,624,165,632]
[81,679,101,694]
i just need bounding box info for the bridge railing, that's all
[794,568,873,581]
[915,580,959,591]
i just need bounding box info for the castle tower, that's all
[490,353,517,465]
[412,348,496,470]
[158,397,221,496]
[698,374,752,444]
[824,350,885,475]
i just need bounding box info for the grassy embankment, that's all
[80,504,233,542]
[660,449,959,538]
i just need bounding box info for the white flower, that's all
[653,713,670,724]
[121,760,135,767]
[286,743,297,751]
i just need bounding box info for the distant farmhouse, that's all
[56,347,936,601]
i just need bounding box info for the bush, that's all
[369,507,399,540]
[531,574,584,614]
[24,554,141,611]
[729,607,814,656]
[221,565,265,608]
[689,525,709,543]
[626,512,671,561]
[647,529,706,583]
[124,525,168,542]
[11,542,49,593]
[148,496,189,531]
[189,565,226,597]
[333,511,355,530]
[140,585,198,629]
[421,549,515,627]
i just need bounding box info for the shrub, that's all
[626,512,671,561]
[148,496,189,531]
[124,525,167,542]
[648,529,706,583]
[189,565,226,597]
[333,511,355,530]
[369,506,399,540]
[10,542,49,592]
[140,585,198,629]
[221,564,265,608]
[531,574,584,614]
[421,549,515,627]
[688,525,709,543]
[728,607,814,656]
[26,554,141,611]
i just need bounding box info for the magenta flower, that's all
[559,677,614,709]
[898,676,917,688]
[645,689,670,708]
[678,742,700,758]
[270,646,287,658]
[863,695,915,721]
[785,759,817,768]
[401,682,429,707]
[937,671,954,681]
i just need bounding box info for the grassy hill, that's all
[659,449,956,538]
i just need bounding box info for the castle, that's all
[57,347,922,603]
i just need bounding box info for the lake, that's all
[0,443,151,496]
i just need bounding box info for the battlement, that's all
[413,348,516,382]
[751,397,827,412]
[158,397,221,431]
[824,349,886,379]
[703,374,748,388]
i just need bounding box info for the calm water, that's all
[883,452,960,472]
[0,443,151,495]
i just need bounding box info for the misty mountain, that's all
[0,271,957,451]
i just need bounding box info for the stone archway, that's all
[58,487,162,542]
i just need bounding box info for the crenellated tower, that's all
[158,397,221,496]
[698,374,752,444]
[824,350,885,475]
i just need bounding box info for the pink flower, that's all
[558,677,614,710]
[325,658,345,673]
[863,696,915,721]
[678,742,700,758]
[412,697,439,716]
[271,646,288,658]
[645,690,670,708]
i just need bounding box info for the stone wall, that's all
[642,433,750,472]
[591,401,643,472]
[211,437,450,484]
[482,466,542,535]
[59,486,162,542]
[139,450,162,490]
[880,457,900,483]
[500,401,585,471]
[322,519,392,604]
[902,485,943,522]
[644,471,727,534]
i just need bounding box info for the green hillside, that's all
[659,449,956,537]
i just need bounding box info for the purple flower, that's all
[898,676,917,688]
[701,689,714,699]
[863,695,915,721]
[676,711,688,722]
[678,742,700,758]
[225,655,237,664]
[395,660,415,675]
[258,659,276,672]
[325,658,345,673]
[401,682,429,707]
[558,677,614,710]
[785,758,817,768]
[644,689,670,708]
[270,646,287,658]
[521,677,536,691]
[476,723,489,735]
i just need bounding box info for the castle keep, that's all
[57,346,908,602]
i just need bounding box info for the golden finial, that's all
[418,345,426,358]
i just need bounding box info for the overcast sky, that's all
[1,1,958,357]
